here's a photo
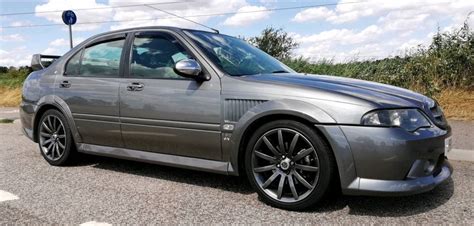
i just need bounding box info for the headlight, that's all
[361,109,431,131]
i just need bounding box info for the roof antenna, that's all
[145,4,219,33]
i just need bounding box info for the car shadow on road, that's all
[75,154,255,194]
[308,177,454,216]
[76,154,454,216]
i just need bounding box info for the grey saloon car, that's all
[21,26,452,210]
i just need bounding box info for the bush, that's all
[283,20,474,97]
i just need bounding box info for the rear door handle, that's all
[59,80,71,88]
[127,82,144,91]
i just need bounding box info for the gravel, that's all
[0,122,473,224]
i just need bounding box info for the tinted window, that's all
[65,50,81,75]
[131,34,191,79]
[79,39,125,77]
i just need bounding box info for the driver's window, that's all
[131,33,191,79]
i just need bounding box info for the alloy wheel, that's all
[39,115,67,161]
[251,128,320,203]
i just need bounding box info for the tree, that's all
[248,27,299,60]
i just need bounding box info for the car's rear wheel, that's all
[37,109,76,166]
[244,120,336,210]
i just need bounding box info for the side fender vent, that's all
[225,99,267,122]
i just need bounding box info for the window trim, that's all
[124,30,207,80]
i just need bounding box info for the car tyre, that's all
[37,109,77,166]
[244,120,337,210]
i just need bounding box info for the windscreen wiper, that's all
[271,70,290,73]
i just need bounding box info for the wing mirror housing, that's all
[173,59,210,81]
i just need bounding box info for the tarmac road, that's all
[0,121,473,224]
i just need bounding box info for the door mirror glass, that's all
[174,59,202,78]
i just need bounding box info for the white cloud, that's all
[109,0,247,30]
[35,0,113,31]
[293,0,474,25]
[292,7,335,23]
[9,20,33,27]
[223,5,271,26]
[0,47,31,67]
[290,0,474,63]
[0,34,25,42]
[294,25,382,45]
[50,37,85,47]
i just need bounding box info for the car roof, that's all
[92,26,216,37]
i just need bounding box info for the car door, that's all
[119,31,222,160]
[55,34,126,147]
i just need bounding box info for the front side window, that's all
[184,30,294,76]
[131,33,191,79]
[79,39,125,77]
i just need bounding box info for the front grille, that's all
[428,102,448,129]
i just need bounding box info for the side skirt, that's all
[77,143,231,175]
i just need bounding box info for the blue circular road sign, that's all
[62,10,77,25]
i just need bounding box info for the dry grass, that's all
[436,89,474,121]
[0,86,472,120]
[0,87,21,107]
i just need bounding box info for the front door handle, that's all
[127,82,144,91]
[59,80,71,88]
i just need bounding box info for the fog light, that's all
[423,160,435,174]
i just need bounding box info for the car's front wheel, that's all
[245,120,336,210]
[37,109,76,166]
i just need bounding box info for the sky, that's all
[0,0,473,67]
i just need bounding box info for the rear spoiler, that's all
[31,54,60,71]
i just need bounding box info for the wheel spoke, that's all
[50,143,55,158]
[293,171,313,189]
[40,132,52,138]
[263,136,280,156]
[43,138,53,145]
[288,174,299,199]
[57,140,65,149]
[254,164,276,173]
[277,130,285,154]
[55,143,61,157]
[293,148,314,161]
[295,164,319,172]
[254,151,277,163]
[57,134,66,139]
[42,122,52,133]
[262,171,279,189]
[287,133,299,157]
[47,117,54,132]
[46,142,54,153]
[277,174,286,199]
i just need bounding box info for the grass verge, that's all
[0,87,22,107]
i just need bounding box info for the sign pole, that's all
[62,10,77,49]
[68,24,73,49]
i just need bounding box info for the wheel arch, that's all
[33,96,81,143]
[227,99,336,174]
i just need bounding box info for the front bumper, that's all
[344,160,452,196]
[318,124,453,196]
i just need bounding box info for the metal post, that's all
[68,24,73,49]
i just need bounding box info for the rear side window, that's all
[131,33,191,79]
[79,39,125,77]
[65,50,81,75]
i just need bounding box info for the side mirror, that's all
[174,59,207,80]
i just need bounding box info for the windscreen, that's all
[185,30,294,76]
